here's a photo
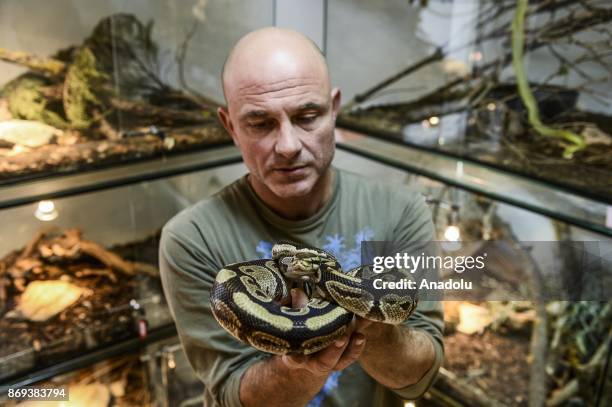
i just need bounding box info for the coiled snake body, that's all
[210,243,417,355]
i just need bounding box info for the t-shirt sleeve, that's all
[390,192,445,400]
[159,221,268,407]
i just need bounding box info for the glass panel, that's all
[0,353,153,406]
[332,148,611,406]
[337,130,611,236]
[145,338,205,407]
[0,162,246,382]
[328,0,612,203]
[0,0,272,184]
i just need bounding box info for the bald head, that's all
[221,27,329,104]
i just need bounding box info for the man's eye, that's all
[296,115,317,125]
[249,121,273,130]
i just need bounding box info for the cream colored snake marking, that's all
[210,243,417,355]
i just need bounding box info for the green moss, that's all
[2,75,69,128]
[63,47,112,129]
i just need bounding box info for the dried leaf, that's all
[12,280,91,321]
[0,120,61,147]
[457,303,492,335]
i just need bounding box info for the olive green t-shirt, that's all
[159,167,444,407]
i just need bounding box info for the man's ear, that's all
[217,106,240,147]
[330,87,342,121]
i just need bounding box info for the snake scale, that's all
[210,243,417,355]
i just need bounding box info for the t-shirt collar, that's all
[242,166,340,232]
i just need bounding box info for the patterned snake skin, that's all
[210,243,417,355]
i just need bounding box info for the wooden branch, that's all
[515,243,549,407]
[540,7,612,42]
[352,47,445,105]
[546,379,578,406]
[78,240,136,276]
[0,47,66,76]
[132,262,159,277]
[434,367,506,407]
[78,240,158,277]
[109,98,215,124]
[174,20,218,109]
[19,227,56,259]
[75,268,118,283]
[92,110,122,141]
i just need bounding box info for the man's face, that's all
[219,74,341,200]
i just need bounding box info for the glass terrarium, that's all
[0,158,246,384]
[0,353,154,406]
[329,0,612,203]
[0,0,273,184]
[332,147,611,407]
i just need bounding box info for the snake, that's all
[210,243,418,355]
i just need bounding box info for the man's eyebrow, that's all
[240,110,269,121]
[297,102,327,111]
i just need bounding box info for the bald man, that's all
[159,27,444,407]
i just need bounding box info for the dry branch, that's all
[19,227,56,259]
[109,97,214,124]
[78,240,136,276]
[434,367,506,407]
[0,47,66,76]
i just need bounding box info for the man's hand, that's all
[280,288,369,375]
[282,288,437,391]
[240,288,438,406]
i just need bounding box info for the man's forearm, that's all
[359,324,436,389]
[240,356,327,407]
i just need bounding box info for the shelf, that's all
[0,145,243,210]
[337,118,612,206]
[0,324,177,393]
[336,129,611,237]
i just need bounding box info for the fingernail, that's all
[354,333,365,346]
[335,338,346,347]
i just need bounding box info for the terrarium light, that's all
[167,352,176,369]
[35,200,58,221]
[444,225,461,242]
[404,402,417,407]
[444,205,461,242]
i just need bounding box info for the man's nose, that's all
[274,121,301,158]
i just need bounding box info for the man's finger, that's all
[333,333,366,371]
[281,353,307,370]
[296,330,354,375]
[355,316,374,332]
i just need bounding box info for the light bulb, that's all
[35,200,58,221]
[444,225,461,242]
[167,354,176,369]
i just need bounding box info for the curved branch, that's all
[512,0,586,159]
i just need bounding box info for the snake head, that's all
[271,243,298,260]
[279,256,320,283]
